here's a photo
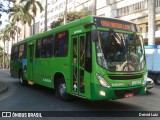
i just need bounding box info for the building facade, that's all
[29,0,160,45]
[30,0,94,34]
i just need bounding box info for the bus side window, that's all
[85,32,92,73]
[41,38,47,58]
[41,36,53,58]
[14,46,19,59]
[46,36,54,57]
[36,39,41,58]
[23,43,27,59]
[11,47,14,60]
[19,44,25,59]
[54,31,68,57]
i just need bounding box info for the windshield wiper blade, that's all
[109,29,125,47]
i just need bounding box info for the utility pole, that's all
[64,0,67,25]
[148,0,155,45]
[73,0,75,11]
[92,0,96,15]
[44,0,48,31]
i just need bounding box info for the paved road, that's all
[0,69,160,120]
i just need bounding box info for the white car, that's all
[146,77,154,90]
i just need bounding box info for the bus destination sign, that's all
[100,20,131,31]
[94,17,136,32]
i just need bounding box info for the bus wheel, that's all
[56,78,72,101]
[19,72,27,86]
[156,75,160,85]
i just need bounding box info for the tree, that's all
[0,46,3,68]
[51,10,91,29]
[21,10,34,39]
[20,0,43,34]
[9,3,24,42]
[0,33,10,69]
[51,18,64,29]
[3,22,20,46]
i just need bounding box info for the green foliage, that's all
[51,10,91,29]
[21,0,44,17]
[51,18,63,29]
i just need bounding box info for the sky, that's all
[0,0,10,29]
[0,0,11,51]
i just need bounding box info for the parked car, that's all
[146,77,154,90]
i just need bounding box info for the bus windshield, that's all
[96,30,145,72]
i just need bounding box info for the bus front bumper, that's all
[90,83,146,100]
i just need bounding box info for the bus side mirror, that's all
[84,23,98,42]
[84,23,96,28]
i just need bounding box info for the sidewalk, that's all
[0,79,8,95]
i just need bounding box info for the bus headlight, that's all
[96,73,110,88]
[143,72,148,85]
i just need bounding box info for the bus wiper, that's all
[109,29,123,46]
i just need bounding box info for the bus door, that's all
[27,44,35,81]
[72,34,91,97]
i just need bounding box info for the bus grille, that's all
[114,88,141,98]
[108,74,143,80]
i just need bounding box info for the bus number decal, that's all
[132,80,142,85]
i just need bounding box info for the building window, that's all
[68,0,72,3]
[59,3,63,10]
[34,22,40,34]
[106,0,121,5]
[156,0,160,6]
[47,26,51,30]
[41,29,44,32]
[156,23,160,31]
[99,13,105,17]
[55,6,59,11]
[117,0,147,17]
[41,21,43,25]
[52,0,58,4]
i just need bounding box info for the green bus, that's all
[10,16,147,101]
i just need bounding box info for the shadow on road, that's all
[15,82,145,111]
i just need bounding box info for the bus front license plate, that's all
[124,93,134,98]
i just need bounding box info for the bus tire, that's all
[19,71,27,86]
[56,78,72,101]
[156,75,160,85]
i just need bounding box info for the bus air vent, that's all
[108,74,143,80]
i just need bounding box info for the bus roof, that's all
[12,15,137,46]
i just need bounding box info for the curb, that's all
[0,81,8,95]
